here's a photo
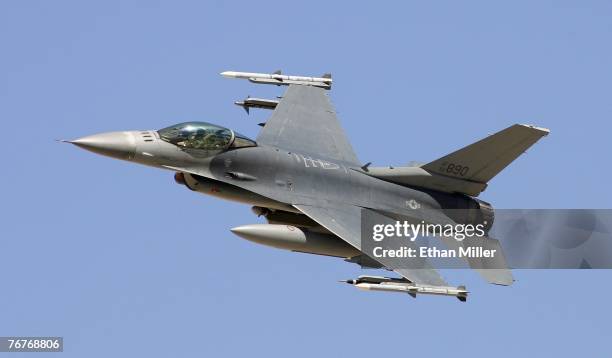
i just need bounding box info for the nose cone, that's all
[69,131,137,161]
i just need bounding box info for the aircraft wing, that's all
[257,85,360,165]
[293,202,448,286]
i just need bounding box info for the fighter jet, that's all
[65,70,549,301]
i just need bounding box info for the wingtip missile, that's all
[342,275,468,301]
[220,71,238,78]
[221,70,332,89]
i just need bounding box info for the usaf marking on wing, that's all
[63,70,550,301]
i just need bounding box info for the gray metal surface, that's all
[294,203,448,286]
[421,124,549,187]
[256,85,360,164]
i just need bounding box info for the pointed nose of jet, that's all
[69,131,137,161]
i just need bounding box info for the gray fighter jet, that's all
[65,71,549,301]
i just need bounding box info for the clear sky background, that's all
[1,1,611,357]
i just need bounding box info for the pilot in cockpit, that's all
[158,122,256,151]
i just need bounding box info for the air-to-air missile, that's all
[342,275,469,301]
[220,70,332,89]
[234,97,279,114]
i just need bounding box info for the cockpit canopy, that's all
[158,122,256,151]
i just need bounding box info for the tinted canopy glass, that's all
[158,122,233,150]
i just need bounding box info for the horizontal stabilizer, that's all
[439,235,514,285]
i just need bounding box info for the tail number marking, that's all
[440,162,470,177]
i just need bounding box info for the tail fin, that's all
[364,124,549,196]
[422,124,549,185]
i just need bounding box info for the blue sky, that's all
[1,1,611,356]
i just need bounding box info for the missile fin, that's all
[361,162,372,172]
[457,285,468,302]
